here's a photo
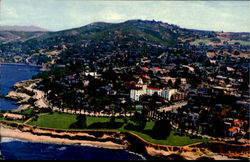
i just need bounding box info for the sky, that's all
[1,0,249,32]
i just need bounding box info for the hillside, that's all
[0,25,48,32]
[0,20,249,65]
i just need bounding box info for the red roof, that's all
[132,87,143,90]
[147,87,161,90]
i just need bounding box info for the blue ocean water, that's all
[0,137,145,160]
[0,64,41,110]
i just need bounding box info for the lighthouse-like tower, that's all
[130,78,147,101]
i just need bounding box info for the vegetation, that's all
[26,112,210,146]
[70,114,87,129]
[151,119,172,140]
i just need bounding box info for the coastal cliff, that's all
[1,121,245,160]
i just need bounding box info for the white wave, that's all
[126,150,147,160]
[79,143,102,148]
[0,137,21,143]
[58,146,67,151]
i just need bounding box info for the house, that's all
[82,71,97,77]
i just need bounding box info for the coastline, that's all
[0,124,126,150]
[0,62,43,68]
[0,122,244,160]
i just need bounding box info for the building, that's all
[146,87,162,96]
[130,78,147,101]
[130,78,178,101]
[161,89,178,101]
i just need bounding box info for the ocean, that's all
[0,64,41,110]
[0,137,145,160]
[0,64,145,160]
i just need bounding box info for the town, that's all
[1,20,249,160]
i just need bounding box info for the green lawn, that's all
[86,116,124,127]
[27,112,124,129]
[144,121,155,130]
[130,130,209,146]
[26,112,210,146]
[27,112,78,129]
[18,108,34,115]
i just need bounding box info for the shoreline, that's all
[0,62,43,68]
[0,122,245,160]
[0,124,126,150]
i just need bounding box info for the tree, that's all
[131,111,147,130]
[152,119,171,140]
[174,78,181,89]
[167,79,173,87]
[70,114,87,128]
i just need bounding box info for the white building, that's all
[130,78,147,101]
[161,89,177,101]
[130,78,177,101]
[146,87,162,96]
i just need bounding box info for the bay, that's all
[0,64,41,110]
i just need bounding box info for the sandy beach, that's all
[0,124,126,150]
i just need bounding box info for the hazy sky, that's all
[1,0,249,32]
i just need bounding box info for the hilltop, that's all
[0,19,249,65]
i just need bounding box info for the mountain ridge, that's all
[0,19,249,65]
[0,25,48,32]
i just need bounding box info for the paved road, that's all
[157,101,188,113]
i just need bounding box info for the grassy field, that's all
[18,108,34,115]
[27,112,124,129]
[27,112,78,129]
[26,112,210,146]
[130,130,209,146]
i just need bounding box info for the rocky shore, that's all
[4,79,43,111]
